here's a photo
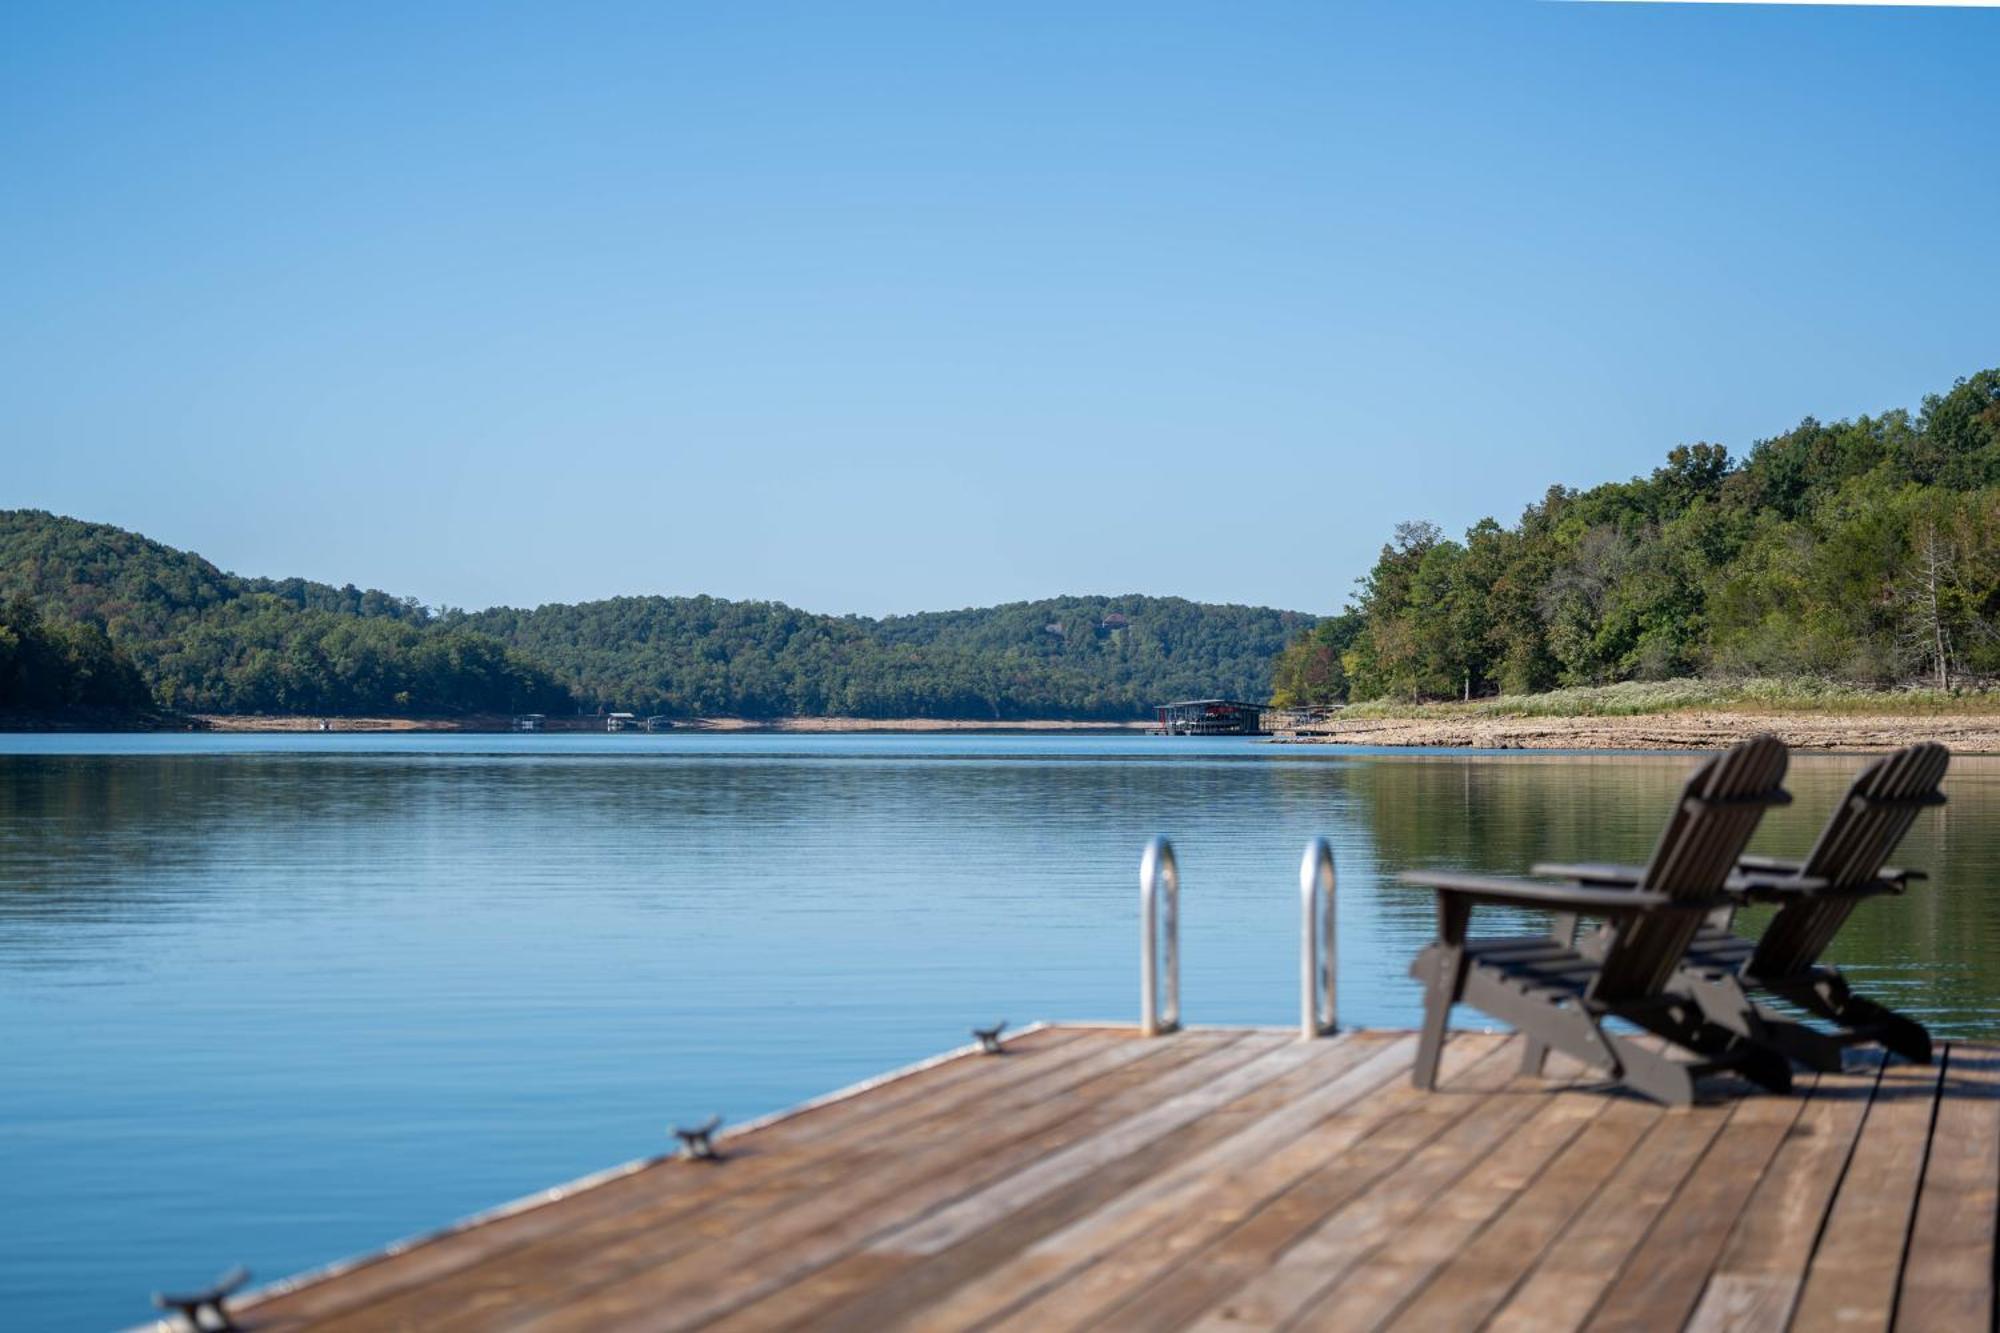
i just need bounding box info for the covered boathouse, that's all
[1154,699,1268,735]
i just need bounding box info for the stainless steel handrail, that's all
[1140,836,1181,1036]
[1300,837,1338,1038]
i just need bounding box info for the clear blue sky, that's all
[3,2,1995,617]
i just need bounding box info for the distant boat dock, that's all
[511,713,675,733]
[1153,699,1340,736]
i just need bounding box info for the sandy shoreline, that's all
[1281,710,2000,754]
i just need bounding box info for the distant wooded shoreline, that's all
[182,714,1157,734]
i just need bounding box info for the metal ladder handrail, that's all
[1139,836,1181,1036]
[1300,837,1338,1038]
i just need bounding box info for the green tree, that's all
[1328,368,2000,702]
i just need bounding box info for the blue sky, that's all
[3,2,1995,616]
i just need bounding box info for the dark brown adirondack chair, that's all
[1403,735,1796,1107]
[1539,742,1948,1070]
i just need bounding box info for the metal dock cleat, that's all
[673,1114,724,1161]
[152,1265,249,1331]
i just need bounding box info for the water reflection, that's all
[0,737,1993,1328]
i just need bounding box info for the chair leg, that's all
[1523,916,1574,1080]
[1682,969,1837,1073]
[1601,1033,1697,1108]
[1866,1007,1934,1066]
[1774,972,1933,1066]
[1680,969,1758,1041]
[1745,1007,1846,1073]
[1414,903,1471,1093]
[1822,990,1931,1065]
[1628,1004,1792,1097]
[1413,954,1460,1091]
[1729,1033,1797,1094]
[1413,987,1450,1091]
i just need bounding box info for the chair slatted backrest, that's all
[1748,742,1950,981]
[1591,735,1790,1001]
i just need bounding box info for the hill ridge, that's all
[0,510,1312,719]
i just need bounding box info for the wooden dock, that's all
[209,1024,1996,1332]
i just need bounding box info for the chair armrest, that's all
[1724,856,1924,885]
[1727,871,1829,896]
[1686,789,1791,812]
[1531,860,1820,897]
[1735,854,1805,875]
[1529,861,1647,886]
[1851,792,1947,812]
[1730,875,1900,904]
[1536,857,1857,900]
[1398,870,1688,915]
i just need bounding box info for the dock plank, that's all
[245,1024,1102,1328]
[706,1033,1408,1333]
[1896,1043,2000,1331]
[365,1030,1268,1333]
[1788,1055,1947,1333]
[1091,1037,1536,1331]
[260,1029,1137,1331]
[1278,1079,1611,1332]
[520,1033,1309,1331]
[1382,1094,1662,1332]
[1581,1089,1806,1333]
[1682,1052,1884,1333]
[705,1032,1423,1333]
[971,1034,1510,1332]
[881,1033,1435,1332]
[1482,1094,1736,1333]
[219,1029,2000,1333]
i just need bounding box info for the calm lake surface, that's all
[3,733,1996,1329]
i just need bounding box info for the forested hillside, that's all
[1272,369,2000,705]
[0,597,153,718]
[455,595,1308,719]
[0,512,569,716]
[0,511,1309,719]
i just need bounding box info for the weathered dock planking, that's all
[177,1024,1998,1332]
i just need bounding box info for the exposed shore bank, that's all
[1279,710,2000,754]
[683,716,1151,733]
[189,714,1153,734]
[68,709,2000,752]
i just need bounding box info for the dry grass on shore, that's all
[1292,678,2000,753]
[1339,677,2000,721]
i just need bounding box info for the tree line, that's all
[0,510,1310,719]
[455,593,1307,719]
[0,596,153,716]
[0,512,569,716]
[1271,369,2000,705]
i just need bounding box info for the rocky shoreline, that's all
[1278,710,2000,754]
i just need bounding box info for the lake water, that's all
[3,733,1996,1329]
